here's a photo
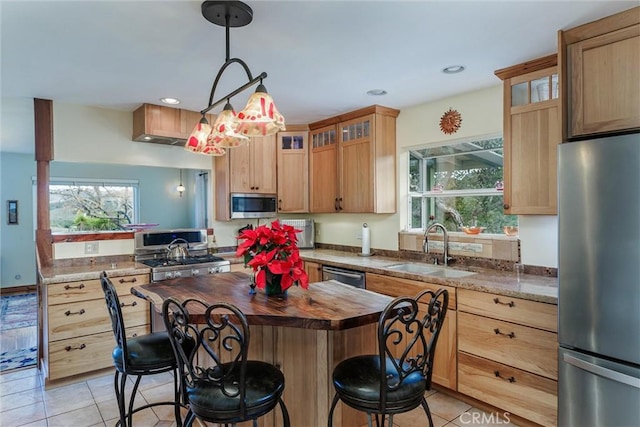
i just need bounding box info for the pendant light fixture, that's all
[185,1,286,156]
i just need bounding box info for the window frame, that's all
[407,133,508,232]
[47,177,140,232]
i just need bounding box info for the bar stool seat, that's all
[328,288,449,427]
[332,355,426,412]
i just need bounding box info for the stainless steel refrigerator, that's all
[558,133,640,426]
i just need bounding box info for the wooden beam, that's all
[34,98,54,267]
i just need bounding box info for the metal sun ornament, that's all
[439,108,463,135]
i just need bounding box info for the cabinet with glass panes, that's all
[495,54,561,215]
[308,105,399,214]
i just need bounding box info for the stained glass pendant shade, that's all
[184,1,285,155]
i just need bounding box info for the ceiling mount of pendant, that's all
[201,1,253,28]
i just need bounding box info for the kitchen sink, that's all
[384,263,476,278]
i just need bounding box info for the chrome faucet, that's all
[423,223,450,267]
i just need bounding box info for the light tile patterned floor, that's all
[0,366,517,427]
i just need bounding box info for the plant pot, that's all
[265,271,287,298]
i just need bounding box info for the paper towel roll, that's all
[361,223,371,255]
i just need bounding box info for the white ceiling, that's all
[1,0,636,153]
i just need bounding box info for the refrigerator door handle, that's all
[563,353,640,389]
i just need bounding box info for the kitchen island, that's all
[131,271,395,427]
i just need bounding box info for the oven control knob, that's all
[209,266,221,274]
[192,269,200,276]
[174,271,182,278]
[165,272,173,279]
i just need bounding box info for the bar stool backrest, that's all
[100,272,128,368]
[378,288,449,404]
[162,297,251,415]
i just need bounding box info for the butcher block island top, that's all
[131,271,394,330]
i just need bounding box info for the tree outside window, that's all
[50,180,138,232]
[409,136,517,233]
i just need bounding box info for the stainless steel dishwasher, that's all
[322,265,366,288]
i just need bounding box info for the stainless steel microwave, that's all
[230,193,278,219]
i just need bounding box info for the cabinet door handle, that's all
[334,198,339,211]
[64,284,85,290]
[494,328,515,339]
[119,277,137,284]
[338,198,343,210]
[278,199,282,210]
[494,370,516,383]
[120,301,138,308]
[503,203,510,210]
[65,344,86,351]
[65,309,86,316]
[493,297,514,307]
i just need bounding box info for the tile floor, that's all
[0,366,517,427]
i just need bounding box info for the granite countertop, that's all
[39,261,150,285]
[299,249,558,304]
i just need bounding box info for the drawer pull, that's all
[64,309,86,316]
[64,284,85,290]
[494,328,515,339]
[120,301,138,308]
[494,370,516,383]
[493,297,515,307]
[65,344,86,351]
[119,277,137,284]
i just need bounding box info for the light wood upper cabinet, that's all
[277,130,309,213]
[229,135,277,194]
[132,103,214,144]
[309,105,398,214]
[560,6,640,139]
[215,135,277,221]
[309,125,338,213]
[495,56,560,215]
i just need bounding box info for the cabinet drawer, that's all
[48,273,149,305]
[48,325,148,380]
[458,312,557,380]
[366,273,456,310]
[458,288,556,332]
[458,352,557,427]
[48,296,149,341]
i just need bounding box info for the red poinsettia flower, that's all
[236,220,309,291]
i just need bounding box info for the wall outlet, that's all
[84,242,99,254]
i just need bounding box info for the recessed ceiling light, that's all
[442,65,465,74]
[366,89,387,96]
[160,97,180,105]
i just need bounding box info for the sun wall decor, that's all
[439,108,462,135]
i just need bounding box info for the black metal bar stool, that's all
[100,271,183,427]
[162,296,290,427]
[328,288,449,427]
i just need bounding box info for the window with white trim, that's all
[49,178,139,232]
[408,135,517,233]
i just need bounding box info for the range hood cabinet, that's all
[132,103,212,146]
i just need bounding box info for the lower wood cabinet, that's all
[43,272,150,384]
[366,273,458,390]
[303,261,323,283]
[457,288,558,427]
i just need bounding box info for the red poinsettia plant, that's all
[236,220,309,292]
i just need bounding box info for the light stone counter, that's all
[39,261,150,285]
[300,249,558,304]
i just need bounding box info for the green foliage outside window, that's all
[409,136,517,233]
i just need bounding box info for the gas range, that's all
[134,228,231,282]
